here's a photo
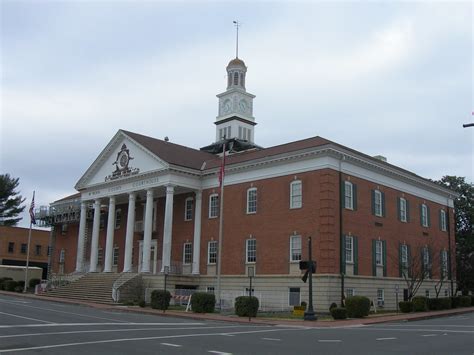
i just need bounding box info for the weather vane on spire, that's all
[233,20,240,58]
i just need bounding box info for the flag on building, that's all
[218,143,226,187]
[29,191,36,225]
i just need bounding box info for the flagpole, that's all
[216,143,226,310]
[24,191,35,293]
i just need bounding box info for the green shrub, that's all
[191,292,216,313]
[458,296,471,307]
[471,295,474,306]
[412,296,427,312]
[14,286,23,293]
[345,296,370,318]
[150,290,171,311]
[0,277,13,290]
[17,280,25,289]
[399,301,414,313]
[451,296,460,308]
[330,307,347,320]
[29,278,41,289]
[235,296,259,317]
[300,301,307,309]
[3,280,18,292]
[138,300,146,308]
[329,302,338,311]
[427,297,452,310]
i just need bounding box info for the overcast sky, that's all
[1,0,472,229]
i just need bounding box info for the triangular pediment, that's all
[75,130,169,190]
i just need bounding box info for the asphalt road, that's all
[0,293,473,354]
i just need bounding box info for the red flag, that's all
[218,143,226,187]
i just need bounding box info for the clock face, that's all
[223,99,231,114]
[239,99,248,113]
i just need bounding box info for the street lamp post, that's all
[164,265,169,293]
[304,236,317,321]
[248,266,255,322]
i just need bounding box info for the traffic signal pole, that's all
[304,236,317,321]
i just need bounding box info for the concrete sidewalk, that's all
[1,290,473,328]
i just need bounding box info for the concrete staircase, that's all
[45,273,121,304]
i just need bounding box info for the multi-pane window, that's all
[209,194,219,218]
[219,126,231,140]
[421,204,429,227]
[290,235,302,262]
[290,181,302,209]
[97,247,103,266]
[59,249,65,263]
[401,244,408,273]
[21,243,27,254]
[345,182,353,210]
[185,197,193,221]
[183,243,192,264]
[374,190,383,217]
[375,240,383,266]
[399,198,407,222]
[208,241,217,264]
[246,239,257,263]
[113,247,119,266]
[425,289,430,298]
[441,250,448,278]
[207,286,215,294]
[35,245,42,256]
[247,188,257,214]
[345,236,354,263]
[377,289,385,306]
[238,127,251,141]
[289,287,301,306]
[115,209,122,229]
[346,288,355,297]
[423,247,430,276]
[7,242,14,253]
[440,210,447,231]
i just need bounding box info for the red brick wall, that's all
[0,226,50,264]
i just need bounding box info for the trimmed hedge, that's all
[150,290,171,311]
[330,307,347,320]
[29,278,41,289]
[427,297,452,311]
[472,295,474,306]
[329,302,338,311]
[345,296,370,318]
[235,296,259,317]
[412,296,427,312]
[451,296,460,309]
[3,280,18,292]
[0,277,13,290]
[191,292,216,313]
[399,301,414,313]
[458,296,471,307]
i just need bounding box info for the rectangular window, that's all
[376,240,383,266]
[247,188,257,214]
[97,247,103,266]
[183,243,192,264]
[207,286,215,294]
[246,239,256,263]
[377,289,384,306]
[290,235,302,262]
[208,241,217,264]
[35,245,42,256]
[290,181,302,209]
[21,243,27,254]
[185,198,193,221]
[444,289,449,297]
[374,190,383,217]
[346,288,355,297]
[8,242,14,253]
[113,247,119,266]
[47,246,52,257]
[423,247,430,276]
[115,209,122,229]
[425,289,430,298]
[345,181,353,210]
[289,287,301,306]
[209,194,219,218]
[441,250,448,278]
[400,198,407,222]
[345,236,354,264]
[421,204,428,227]
[59,249,65,263]
[440,210,447,231]
[401,244,408,273]
[219,126,231,140]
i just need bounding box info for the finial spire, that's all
[233,20,240,58]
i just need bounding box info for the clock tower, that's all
[215,57,256,143]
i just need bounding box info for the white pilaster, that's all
[161,185,174,272]
[75,202,87,273]
[123,192,136,272]
[142,189,154,273]
[103,196,116,272]
[192,191,202,274]
[89,199,101,272]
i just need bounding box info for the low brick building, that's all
[45,56,457,311]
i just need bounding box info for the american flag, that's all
[218,143,226,187]
[29,191,36,225]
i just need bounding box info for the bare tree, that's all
[401,245,433,301]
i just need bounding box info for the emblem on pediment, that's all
[105,144,140,182]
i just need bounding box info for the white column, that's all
[75,202,87,273]
[161,185,174,272]
[192,191,202,275]
[123,192,136,272]
[89,199,101,272]
[103,196,116,272]
[142,189,154,273]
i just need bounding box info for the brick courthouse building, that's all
[47,56,456,311]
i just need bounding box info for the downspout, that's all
[339,156,344,306]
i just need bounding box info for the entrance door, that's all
[138,240,158,274]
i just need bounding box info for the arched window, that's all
[233,72,239,85]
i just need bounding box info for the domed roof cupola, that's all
[226,57,247,90]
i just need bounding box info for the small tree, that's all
[0,174,25,226]
[401,245,432,301]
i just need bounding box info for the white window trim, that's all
[290,180,302,209]
[345,236,354,264]
[441,250,448,277]
[377,289,385,306]
[346,288,355,297]
[345,181,353,210]
[184,197,193,221]
[401,244,408,269]
[288,287,301,306]
[376,240,383,266]
[115,209,122,229]
[440,210,447,231]
[113,246,119,266]
[207,241,217,264]
[421,204,428,227]
[290,235,302,262]
[400,198,407,223]
[374,190,383,217]
[183,242,192,265]
[246,239,256,263]
[209,194,219,219]
[246,187,257,214]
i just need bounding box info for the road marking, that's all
[347,327,474,334]
[0,311,54,324]
[0,327,303,353]
[376,337,397,341]
[318,340,342,343]
[262,338,281,341]
[422,334,438,337]
[379,324,474,328]
[220,334,235,337]
[0,322,205,329]
[208,352,233,355]
[161,343,181,347]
